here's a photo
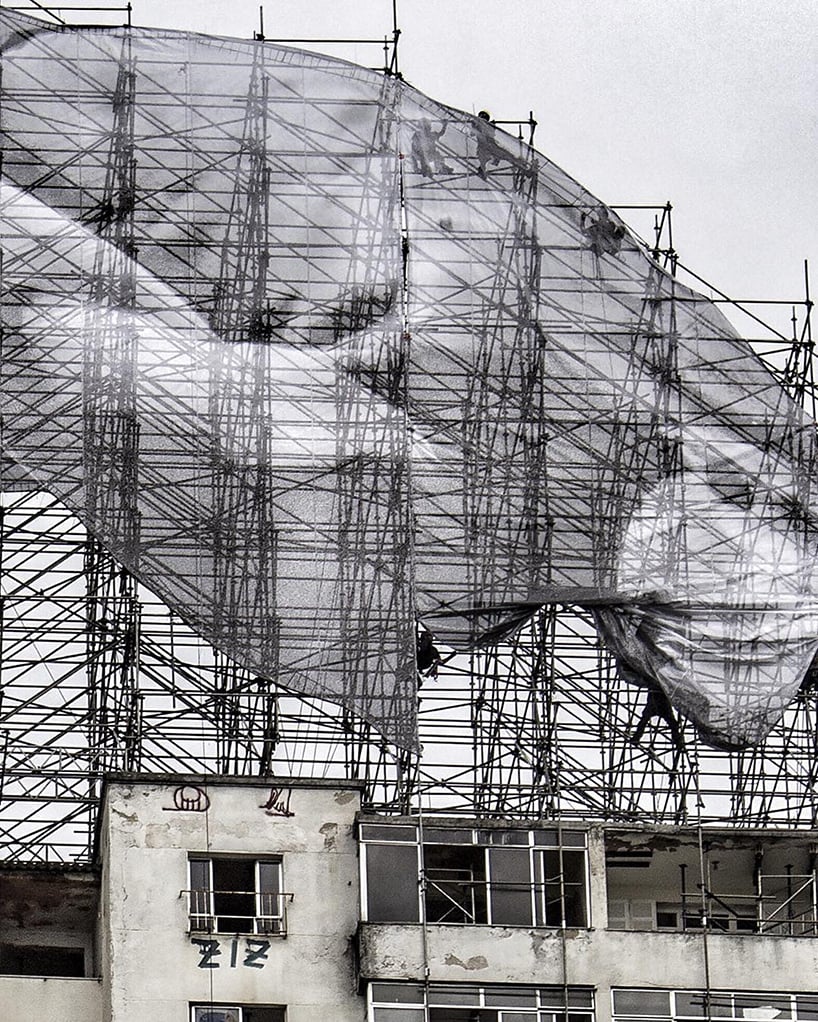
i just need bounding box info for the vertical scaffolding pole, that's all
[208,41,281,776]
[83,35,143,806]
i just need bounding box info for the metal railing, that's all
[182,889,294,936]
[680,879,818,937]
[423,873,585,927]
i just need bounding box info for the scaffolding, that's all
[0,6,816,863]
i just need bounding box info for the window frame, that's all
[611,988,816,1022]
[360,824,590,929]
[369,981,595,1022]
[190,1004,286,1022]
[192,1007,243,1022]
[359,824,422,923]
[187,855,287,936]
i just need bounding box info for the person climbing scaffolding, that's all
[410,117,452,177]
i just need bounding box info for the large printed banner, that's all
[1,10,816,748]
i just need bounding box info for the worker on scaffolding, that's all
[410,117,452,177]
[417,627,441,681]
[471,109,517,179]
[631,683,683,748]
[581,204,626,257]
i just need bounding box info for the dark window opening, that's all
[535,849,587,927]
[192,1005,285,1022]
[213,859,256,933]
[425,844,487,924]
[656,907,679,929]
[189,857,284,935]
[0,943,85,977]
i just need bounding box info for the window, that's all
[188,857,287,935]
[425,843,488,924]
[0,943,85,977]
[361,826,421,923]
[370,981,595,1022]
[361,824,589,928]
[612,989,818,1022]
[532,834,587,928]
[608,900,656,931]
[610,899,759,934]
[191,1005,285,1022]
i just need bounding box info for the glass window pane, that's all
[371,983,425,1004]
[478,829,530,846]
[190,859,211,890]
[429,985,480,1005]
[361,825,418,842]
[543,993,591,1011]
[485,989,538,1006]
[424,828,473,844]
[429,1011,496,1022]
[489,847,533,926]
[365,844,420,922]
[735,997,792,1020]
[256,861,282,932]
[562,851,587,927]
[675,993,708,1017]
[189,860,212,929]
[612,989,671,1017]
[193,1008,242,1022]
[539,988,569,1008]
[707,996,734,1018]
[797,997,818,1021]
[532,830,559,846]
[373,1010,425,1022]
[257,861,281,894]
[244,1009,286,1022]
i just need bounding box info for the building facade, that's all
[2,775,818,1021]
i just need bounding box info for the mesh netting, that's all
[1,11,816,748]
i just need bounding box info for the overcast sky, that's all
[43,0,818,341]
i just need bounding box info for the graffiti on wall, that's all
[191,937,270,969]
[259,786,294,818]
[164,785,211,812]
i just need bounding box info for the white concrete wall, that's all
[358,922,818,1022]
[98,803,113,1022]
[588,826,608,928]
[0,976,101,1022]
[100,778,364,1022]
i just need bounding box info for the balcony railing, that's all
[183,889,294,936]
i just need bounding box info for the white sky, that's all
[37,0,818,339]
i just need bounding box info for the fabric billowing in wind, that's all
[1,10,816,749]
